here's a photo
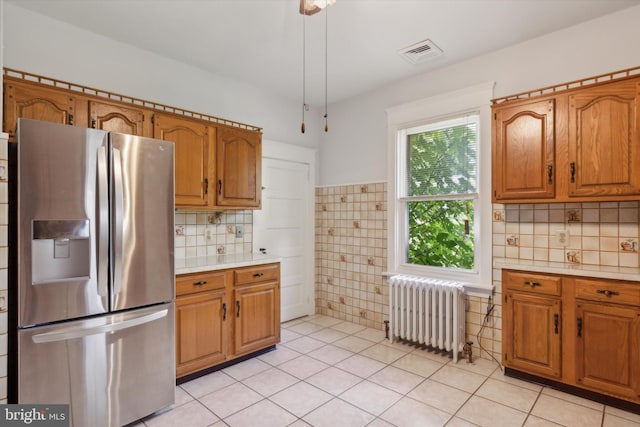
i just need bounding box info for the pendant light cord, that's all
[324,4,329,132]
[301,13,307,134]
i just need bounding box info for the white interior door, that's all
[254,141,315,322]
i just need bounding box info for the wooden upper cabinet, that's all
[216,126,262,208]
[568,80,640,197]
[3,72,264,209]
[493,99,555,201]
[89,100,146,136]
[3,80,76,140]
[153,113,215,208]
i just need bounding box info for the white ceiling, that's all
[7,0,640,107]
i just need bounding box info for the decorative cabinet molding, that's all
[492,66,640,203]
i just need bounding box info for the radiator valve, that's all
[463,341,474,364]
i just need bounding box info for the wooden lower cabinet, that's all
[234,282,280,356]
[504,292,561,379]
[576,302,640,400]
[503,270,640,406]
[176,289,227,378]
[176,263,280,379]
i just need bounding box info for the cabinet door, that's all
[3,80,76,140]
[503,292,561,379]
[234,282,280,356]
[576,301,640,399]
[217,126,261,208]
[154,114,215,207]
[493,99,555,201]
[568,80,640,196]
[89,100,146,136]
[176,290,227,378]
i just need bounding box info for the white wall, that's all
[319,4,640,186]
[0,3,322,148]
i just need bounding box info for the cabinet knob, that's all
[222,303,227,321]
[236,300,241,317]
[253,272,264,278]
[547,164,553,185]
[193,280,207,286]
[524,281,540,287]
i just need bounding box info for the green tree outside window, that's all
[405,120,477,270]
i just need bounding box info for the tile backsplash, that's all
[492,202,639,267]
[174,210,253,258]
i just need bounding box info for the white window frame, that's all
[386,82,494,295]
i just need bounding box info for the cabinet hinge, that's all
[151,115,155,125]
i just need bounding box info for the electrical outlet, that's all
[204,227,214,242]
[555,229,569,247]
[235,225,243,238]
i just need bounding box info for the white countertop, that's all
[175,253,282,275]
[494,258,640,282]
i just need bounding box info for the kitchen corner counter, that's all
[494,258,640,282]
[175,253,282,275]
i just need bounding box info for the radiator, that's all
[389,275,466,363]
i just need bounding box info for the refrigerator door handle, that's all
[97,145,109,297]
[112,147,124,296]
[31,309,168,344]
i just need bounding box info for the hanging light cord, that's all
[324,3,329,132]
[301,13,307,134]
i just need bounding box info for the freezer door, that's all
[17,119,109,326]
[110,133,175,311]
[18,303,175,427]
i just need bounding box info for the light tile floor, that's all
[138,315,640,427]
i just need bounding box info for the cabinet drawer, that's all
[234,263,279,286]
[177,271,226,296]
[503,270,561,296]
[575,279,640,306]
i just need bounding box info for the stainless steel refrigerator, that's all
[12,118,175,427]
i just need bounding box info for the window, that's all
[403,115,478,270]
[386,82,493,293]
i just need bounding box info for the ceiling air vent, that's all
[398,39,443,64]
